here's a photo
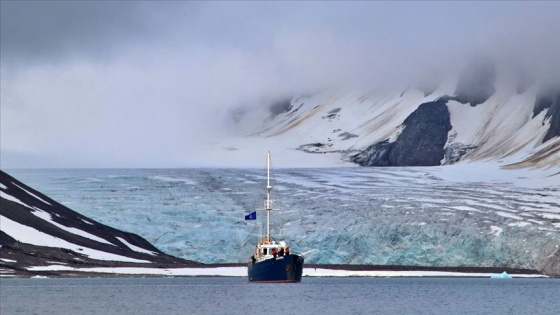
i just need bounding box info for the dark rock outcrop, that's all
[269,98,293,118]
[533,89,560,143]
[536,244,560,278]
[352,99,452,166]
[442,143,478,165]
[351,140,393,166]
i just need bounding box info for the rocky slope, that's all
[0,170,201,277]
[230,60,559,170]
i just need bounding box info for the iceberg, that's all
[490,271,512,279]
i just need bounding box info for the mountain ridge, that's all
[229,61,559,170]
[0,170,201,277]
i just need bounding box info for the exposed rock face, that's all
[533,90,560,143]
[351,140,393,166]
[454,58,496,106]
[269,98,293,118]
[536,245,560,278]
[390,99,452,165]
[442,143,478,165]
[352,99,452,166]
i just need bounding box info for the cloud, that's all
[1,2,142,67]
[1,1,559,167]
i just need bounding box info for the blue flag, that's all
[245,211,256,220]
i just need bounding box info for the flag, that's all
[245,211,256,220]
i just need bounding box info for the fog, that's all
[1,1,559,167]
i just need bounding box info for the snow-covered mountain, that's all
[225,59,559,170]
[1,59,559,278]
[0,170,199,276]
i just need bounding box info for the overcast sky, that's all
[1,1,559,168]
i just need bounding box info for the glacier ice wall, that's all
[6,168,560,273]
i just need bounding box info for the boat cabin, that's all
[251,239,291,263]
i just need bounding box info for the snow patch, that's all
[30,209,114,245]
[540,213,560,220]
[0,191,34,209]
[0,215,150,263]
[23,265,547,278]
[508,222,532,227]
[116,237,157,256]
[490,226,503,236]
[13,183,52,205]
[496,211,523,220]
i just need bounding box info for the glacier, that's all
[6,166,559,274]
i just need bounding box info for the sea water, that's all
[1,277,559,314]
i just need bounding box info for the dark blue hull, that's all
[248,254,304,283]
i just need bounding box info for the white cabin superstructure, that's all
[254,240,290,262]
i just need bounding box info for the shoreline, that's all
[1,263,548,279]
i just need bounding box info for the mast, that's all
[266,151,272,242]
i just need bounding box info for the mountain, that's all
[2,60,558,278]
[229,59,559,170]
[0,170,201,277]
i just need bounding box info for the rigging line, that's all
[269,153,286,239]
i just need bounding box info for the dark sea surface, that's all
[1,277,558,315]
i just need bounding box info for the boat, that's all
[246,152,304,283]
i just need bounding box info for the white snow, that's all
[0,191,34,209]
[0,215,151,263]
[0,183,7,190]
[0,258,17,263]
[541,213,560,220]
[496,211,523,220]
[427,162,559,189]
[116,237,157,256]
[22,265,547,278]
[26,265,247,276]
[508,222,532,227]
[490,226,503,237]
[12,183,52,205]
[30,208,114,245]
[450,205,484,213]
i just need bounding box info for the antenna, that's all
[266,151,272,242]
